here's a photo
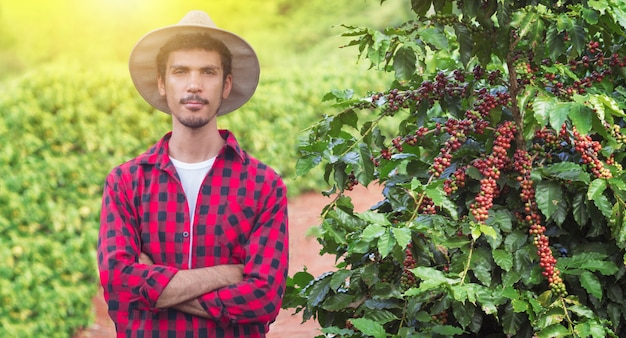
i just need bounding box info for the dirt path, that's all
[76,184,383,338]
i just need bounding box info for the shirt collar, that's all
[136,130,246,168]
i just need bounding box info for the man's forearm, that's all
[138,253,243,309]
[173,299,211,318]
[155,264,241,308]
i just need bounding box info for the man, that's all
[97,10,289,337]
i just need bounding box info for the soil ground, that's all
[75,184,384,338]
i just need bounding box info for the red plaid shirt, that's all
[97,130,289,337]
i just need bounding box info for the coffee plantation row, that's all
[0,61,390,336]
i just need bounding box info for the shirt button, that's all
[182,231,189,238]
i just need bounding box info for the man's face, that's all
[158,49,232,129]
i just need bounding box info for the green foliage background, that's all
[0,0,410,336]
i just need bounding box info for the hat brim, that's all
[129,24,260,116]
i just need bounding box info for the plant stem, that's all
[459,237,475,286]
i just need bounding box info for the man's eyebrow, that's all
[169,64,221,71]
[169,64,189,71]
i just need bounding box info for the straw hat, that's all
[128,10,260,115]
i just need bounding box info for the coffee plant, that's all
[285,0,626,337]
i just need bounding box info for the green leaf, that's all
[338,109,358,129]
[567,102,595,135]
[505,230,528,252]
[290,270,314,287]
[355,143,375,186]
[549,103,571,132]
[593,194,613,219]
[558,253,618,275]
[471,248,495,286]
[377,229,395,258]
[493,249,513,271]
[536,181,563,220]
[587,179,607,200]
[367,31,391,66]
[410,266,449,289]
[568,304,595,319]
[320,327,354,336]
[322,88,355,102]
[417,26,448,50]
[572,192,589,227]
[361,263,379,287]
[358,210,391,226]
[567,21,587,56]
[307,275,332,307]
[295,156,322,176]
[391,227,412,250]
[546,24,566,61]
[542,162,590,183]
[491,209,513,230]
[361,223,386,242]
[350,317,386,338]
[579,271,602,300]
[426,184,458,219]
[610,202,626,248]
[431,325,464,335]
[330,270,353,291]
[588,94,626,119]
[536,323,571,338]
[363,309,398,325]
[393,46,417,81]
[502,305,526,335]
[454,24,473,67]
[452,301,475,328]
[411,0,432,16]
[322,293,356,311]
[479,224,498,240]
[532,94,551,126]
[514,11,539,41]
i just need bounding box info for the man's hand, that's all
[139,252,154,265]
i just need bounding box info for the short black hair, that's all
[156,33,233,80]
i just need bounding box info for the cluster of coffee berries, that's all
[400,243,418,290]
[569,126,612,179]
[611,124,626,144]
[431,310,449,325]
[535,233,567,297]
[429,14,458,26]
[587,40,601,54]
[471,89,511,120]
[469,121,516,222]
[429,119,472,177]
[418,196,437,214]
[546,69,610,97]
[378,255,402,284]
[443,165,468,195]
[513,149,567,297]
[345,171,359,191]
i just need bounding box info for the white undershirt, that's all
[169,156,215,268]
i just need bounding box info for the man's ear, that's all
[222,74,233,99]
[157,74,166,96]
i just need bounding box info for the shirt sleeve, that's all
[197,176,289,326]
[96,167,179,315]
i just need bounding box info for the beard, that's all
[174,94,222,129]
[176,115,211,129]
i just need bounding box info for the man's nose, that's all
[187,73,201,92]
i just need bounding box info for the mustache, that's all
[180,95,209,104]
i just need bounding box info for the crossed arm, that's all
[139,253,243,317]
